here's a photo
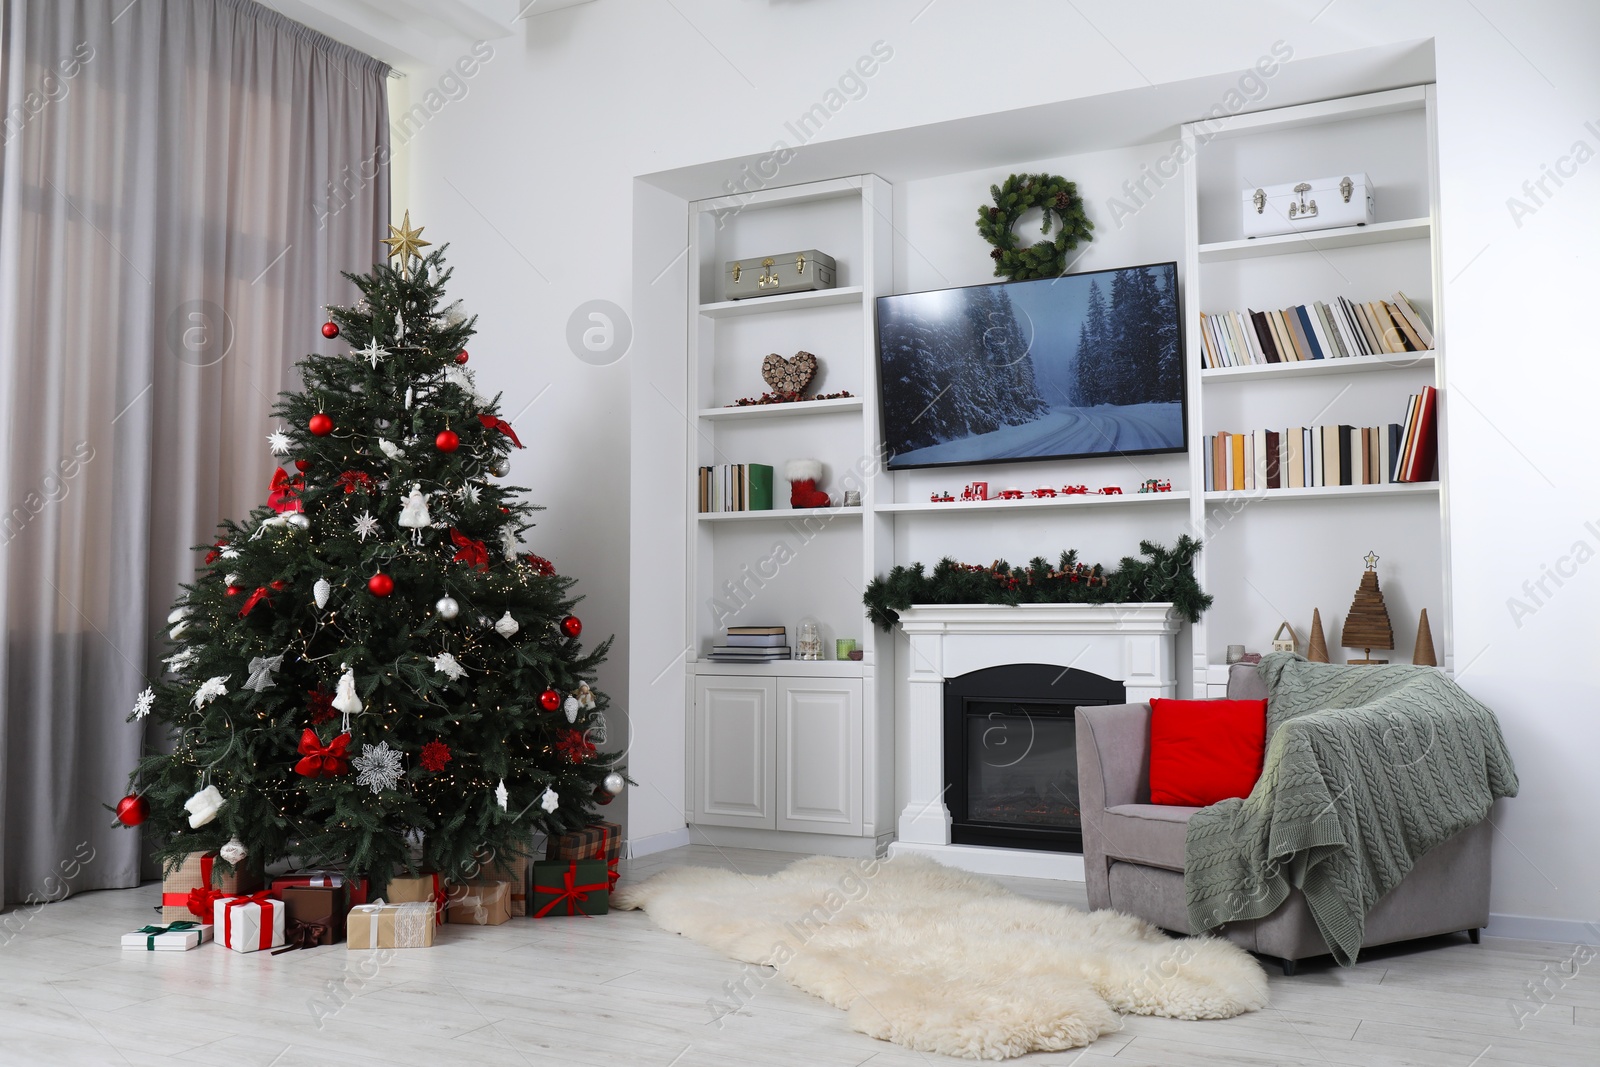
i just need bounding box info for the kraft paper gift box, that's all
[161,850,261,923]
[546,821,622,889]
[213,892,285,953]
[121,920,212,952]
[530,859,610,918]
[385,872,446,925]
[446,880,511,926]
[278,884,349,946]
[347,901,436,950]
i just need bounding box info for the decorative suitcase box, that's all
[723,249,836,301]
[1241,173,1373,238]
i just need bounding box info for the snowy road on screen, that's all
[891,402,1184,467]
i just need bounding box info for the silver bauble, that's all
[313,578,332,609]
[489,458,510,477]
[602,772,625,796]
[494,611,520,638]
[286,512,310,528]
[219,838,248,864]
[435,596,460,620]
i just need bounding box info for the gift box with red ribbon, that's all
[161,850,261,923]
[269,870,369,907]
[386,872,447,925]
[213,892,285,953]
[530,859,610,918]
[546,821,622,890]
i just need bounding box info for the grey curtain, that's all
[0,0,389,905]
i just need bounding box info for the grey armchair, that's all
[1075,665,1492,974]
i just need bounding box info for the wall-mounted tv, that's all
[875,262,1185,470]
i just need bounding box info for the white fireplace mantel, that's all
[889,603,1181,881]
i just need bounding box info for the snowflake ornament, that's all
[266,428,292,455]
[220,545,240,560]
[456,482,481,505]
[429,652,467,681]
[539,786,559,813]
[353,511,380,542]
[353,741,404,794]
[131,686,155,720]
[357,338,389,368]
[192,675,229,709]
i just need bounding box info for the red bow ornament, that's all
[239,579,288,618]
[477,413,524,449]
[524,554,555,577]
[554,729,597,765]
[204,540,227,565]
[294,729,352,777]
[450,527,490,571]
[267,468,304,514]
[336,470,374,495]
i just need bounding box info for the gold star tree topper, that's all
[382,210,431,276]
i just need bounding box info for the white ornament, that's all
[286,513,310,529]
[224,573,240,587]
[456,483,481,505]
[429,263,442,288]
[167,606,190,626]
[252,514,290,539]
[184,785,225,828]
[353,511,380,542]
[404,386,414,410]
[435,596,460,620]
[164,648,197,672]
[220,545,240,560]
[563,695,580,723]
[353,741,403,794]
[495,779,509,811]
[539,787,559,813]
[219,838,248,865]
[429,652,467,681]
[575,682,597,710]
[192,675,229,709]
[477,615,492,629]
[245,654,283,692]
[397,485,433,544]
[357,338,389,368]
[500,528,518,562]
[444,300,465,326]
[332,667,362,732]
[494,612,520,638]
[395,309,405,341]
[131,686,155,720]
[266,429,292,455]
[378,439,405,462]
[313,578,332,609]
[443,365,474,392]
[603,772,625,796]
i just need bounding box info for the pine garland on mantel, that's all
[863,537,1212,631]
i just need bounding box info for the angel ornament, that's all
[397,484,433,544]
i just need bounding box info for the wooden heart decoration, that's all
[761,350,817,396]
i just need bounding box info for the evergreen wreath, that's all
[863,537,1211,631]
[975,173,1094,281]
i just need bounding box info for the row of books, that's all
[1199,291,1434,369]
[697,463,774,513]
[1205,386,1438,491]
[708,625,790,662]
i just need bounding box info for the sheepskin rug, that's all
[614,854,1268,1060]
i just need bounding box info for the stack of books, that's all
[1205,386,1438,491]
[698,463,774,513]
[1199,291,1434,368]
[708,625,790,662]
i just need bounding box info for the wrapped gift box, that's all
[269,870,369,906]
[121,920,212,952]
[278,884,348,946]
[473,843,534,916]
[161,850,261,923]
[530,859,610,918]
[386,873,446,925]
[447,881,511,926]
[347,901,435,949]
[214,893,285,953]
[546,821,622,889]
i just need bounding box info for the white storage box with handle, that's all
[1241,173,1374,238]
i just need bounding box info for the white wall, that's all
[394,0,1600,933]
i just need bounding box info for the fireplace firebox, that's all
[943,664,1125,853]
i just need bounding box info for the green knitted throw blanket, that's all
[1184,653,1519,965]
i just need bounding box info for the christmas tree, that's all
[121,214,625,887]
[1340,551,1394,665]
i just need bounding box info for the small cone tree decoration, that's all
[1413,608,1437,667]
[1341,551,1394,665]
[1307,608,1330,663]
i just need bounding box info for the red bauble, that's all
[455,350,469,364]
[321,321,340,339]
[308,413,334,436]
[294,459,310,472]
[539,688,561,712]
[115,794,149,826]
[594,787,615,806]
[226,585,242,596]
[435,429,460,452]
[560,615,582,638]
[368,573,395,597]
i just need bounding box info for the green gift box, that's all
[530,859,610,917]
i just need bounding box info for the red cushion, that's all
[1148,698,1267,806]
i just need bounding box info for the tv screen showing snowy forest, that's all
[875,263,1185,470]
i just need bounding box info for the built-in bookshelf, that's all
[1182,84,1449,683]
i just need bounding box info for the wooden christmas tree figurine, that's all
[1307,608,1330,663]
[1341,551,1394,664]
[1413,608,1437,667]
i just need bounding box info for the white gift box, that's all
[213,894,286,953]
[121,921,213,952]
[1241,173,1374,237]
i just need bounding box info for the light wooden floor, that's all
[2,843,1595,1066]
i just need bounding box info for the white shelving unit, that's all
[1182,84,1450,685]
[683,175,894,856]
